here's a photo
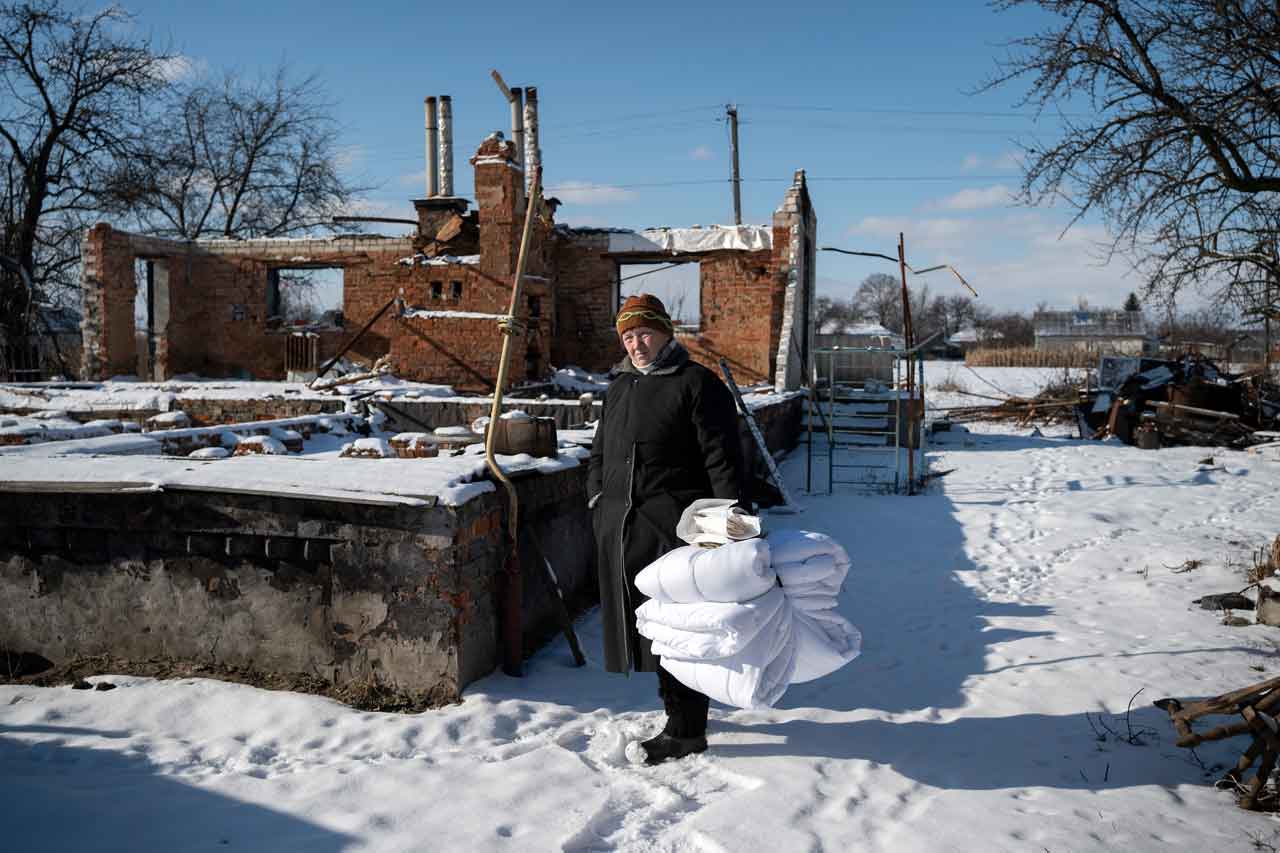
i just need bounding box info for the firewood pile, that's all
[1156,677,1280,810]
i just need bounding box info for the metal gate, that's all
[806,344,928,494]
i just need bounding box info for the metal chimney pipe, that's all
[510,87,525,172]
[439,95,454,197]
[424,96,439,197]
[523,87,540,195]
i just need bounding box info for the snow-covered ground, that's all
[8,377,1280,851]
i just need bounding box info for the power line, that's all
[545,175,1016,192]
[739,103,1083,119]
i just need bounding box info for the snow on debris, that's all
[400,309,508,321]
[397,253,481,267]
[608,224,772,254]
[7,415,1280,851]
[552,365,609,395]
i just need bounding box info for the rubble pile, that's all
[1077,354,1280,449]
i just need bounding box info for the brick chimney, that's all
[471,132,525,280]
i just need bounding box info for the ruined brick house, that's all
[79,94,816,392]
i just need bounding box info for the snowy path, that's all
[6,426,1280,851]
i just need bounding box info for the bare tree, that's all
[984,0,1280,306]
[0,0,169,347]
[108,67,361,239]
[854,272,903,332]
[814,294,858,331]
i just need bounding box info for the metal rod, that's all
[439,95,454,197]
[898,233,916,495]
[619,261,691,282]
[728,104,742,225]
[332,215,418,226]
[484,165,543,678]
[314,293,400,380]
[425,96,439,197]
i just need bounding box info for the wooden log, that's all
[1176,719,1252,748]
[435,213,464,243]
[1241,748,1277,810]
[1220,736,1265,789]
[1160,676,1280,727]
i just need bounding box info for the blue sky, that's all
[124,0,1144,314]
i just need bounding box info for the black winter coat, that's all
[587,341,744,673]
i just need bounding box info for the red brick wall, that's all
[80,224,140,379]
[550,232,621,371]
[678,249,780,385]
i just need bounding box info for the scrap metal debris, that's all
[1078,354,1280,449]
[942,353,1280,449]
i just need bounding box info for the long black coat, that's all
[587,342,744,673]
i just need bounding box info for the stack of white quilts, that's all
[633,500,861,709]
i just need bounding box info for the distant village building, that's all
[1033,307,1154,355]
[814,320,903,385]
[947,326,1003,355]
[815,320,904,351]
[2,305,82,381]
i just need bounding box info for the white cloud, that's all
[925,184,1015,212]
[841,211,1139,311]
[546,181,637,205]
[690,145,714,161]
[334,145,366,172]
[154,55,206,83]
[960,150,1023,172]
[399,169,427,189]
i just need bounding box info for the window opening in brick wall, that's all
[267,267,344,329]
[431,281,443,300]
[528,294,541,318]
[619,262,700,330]
[450,280,463,301]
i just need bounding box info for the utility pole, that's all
[727,104,742,225]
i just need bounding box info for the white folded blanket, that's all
[768,529,850,569]
[634,539,774,604]
[637,586,786,660]
[789,609,862,683]
[772,554,838,587]
[659,595,798,709]
[635,524,861,709]
[676,498,763,546]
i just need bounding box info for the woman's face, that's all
[621,325,671,368]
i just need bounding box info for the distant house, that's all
[815,319,905,351]
[2,305,81,381]
[948,326,1004,355]
[1033,308,1154,355]
[814,320,903,385]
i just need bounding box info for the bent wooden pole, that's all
[485,165,543,677]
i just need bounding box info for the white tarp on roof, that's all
[607,225,772,255]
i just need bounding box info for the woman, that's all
[587,293,744,765]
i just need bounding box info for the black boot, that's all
[646,666,710,764]
[638,731,707,765]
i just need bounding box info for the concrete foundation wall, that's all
[0,466,592,706]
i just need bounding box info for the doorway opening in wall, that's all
[267,267,345,329]
[134,258,155,379]
[619,262,700,330]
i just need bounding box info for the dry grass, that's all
[965,346,1100,368]
[1249,536,1280,584]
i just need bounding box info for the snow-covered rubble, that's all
[6,367,1280,851]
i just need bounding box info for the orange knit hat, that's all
[616,293,674,335]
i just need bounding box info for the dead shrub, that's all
[1250,536,1280,584]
